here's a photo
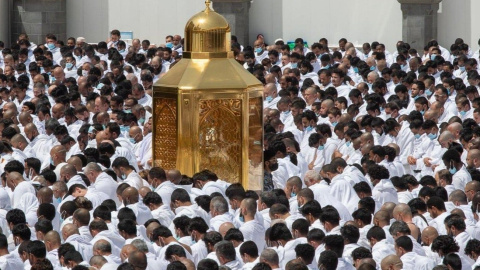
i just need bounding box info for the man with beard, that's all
[150,56,163,83]
[466,149,480,171]
[263,149,278,191]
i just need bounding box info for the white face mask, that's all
[82,70,88,77]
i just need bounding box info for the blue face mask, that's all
[166,42,174,49]
[139,118,145,124]
[318,145,324,151]
[121,174,127,180]
[97,83,104,89]
[425,89,432,96]
[119,49,125,53]
[266,96,273,102]
[129,138,136,144]
[414,134,421,139]
[56,197,62,204]
[370,66,375,71]
[322,64,330,70]
[367,82,373,89]
[346,141,351,147]
[47,43,56,50]
[283,110,290,115]
[420,110,425,115]
[408,90,412,96]
[66,62,74,69]
[460,111,467,116]
[460,66,466,72]
[50,158,54,166]
[427,133,437,140]
[401,64,405,70]
[430,54,437,60]
[239,213,245,223]
[291,63,298,69]
[353,67,359,73]
[332,122,338,127]
[255,47,263,54]
[414,95,420,100]
[447,88,451,95]
[124,109,132,114]
[449,167,457,174]
[306,126,313,132]
[290,192,296,198]
[120,125,130,133]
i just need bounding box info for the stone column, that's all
[397,0,442,52]
[11,0,66,46]
[212,0,251,47]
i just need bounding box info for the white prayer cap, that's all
[274,38,284,43]
[76,37,86,42]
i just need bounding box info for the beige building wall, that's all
[249,0,402,50]
[106,0,204,46]
[66,0,109,43]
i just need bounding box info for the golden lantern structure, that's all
[152,0,264,190]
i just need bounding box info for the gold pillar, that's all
[152,0,263,190]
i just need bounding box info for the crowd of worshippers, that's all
[1,28,480,270]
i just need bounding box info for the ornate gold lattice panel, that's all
[247,96,263,190]
[198,99,242,183]
[154,97,178,169]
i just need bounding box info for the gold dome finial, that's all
[183,0,231,55]
[205,0,211,13]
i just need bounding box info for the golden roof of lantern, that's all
[184,0,231,54]
[154,0,262,90]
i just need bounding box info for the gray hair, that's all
[260,248,279,265]
[84,162,102,174]
[131,239,149,253]
[214,240,236,261]
[211,196,229,214]
[389,221,410,236]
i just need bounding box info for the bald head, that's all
[381,255,402,270]
[423,109,439,121]
[374,210,390,225]
[95,131,109,145]
[67,156,83,172]
[387,143,400,156]
[3,102,17,113]
[122,187,139,205]
[24,123,38,134]
[381,202,396,219]
[93,239,112,255]
[9,172,24,185]
[10,134,28,150]
[139,186,151,198]
[44,231,61,251]
[51,145,67,161]
[392,203,412,219]
[128,251,147,270]
[449,190,467,205]
[439,130,455,143]
[447,122,462,138]
[62,224,79,239]
[37,187,53,204]
[121,244,138,262]
[61,164,77,178]
[219,222,235,237]
[422,226,438,240]
[146,222,160,238]
[167,169,182,184]
[18,111,33,123]
[73,208,91,226]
